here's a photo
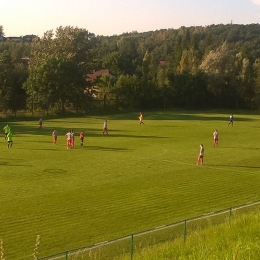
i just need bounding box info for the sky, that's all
[1,0,260,37]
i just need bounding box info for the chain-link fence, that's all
[38,200,260,260]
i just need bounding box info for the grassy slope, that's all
[117,211,260,260]
[0,111,260,259]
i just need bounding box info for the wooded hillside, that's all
[1,23,260,112]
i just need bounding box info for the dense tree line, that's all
[1,23,260,113]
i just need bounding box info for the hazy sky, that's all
[1,0,260,37]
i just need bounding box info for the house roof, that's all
[6,36,23,42]
[159,60,168,66]
[23,35,39,42]
[86,69,109,82]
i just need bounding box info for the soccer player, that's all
[103,120,108,134]
[197,144,204,165]
[3,124,10,140]
[7,131,13,149]
[213,130,219,147]
[52,130,58,145]
[228,114,234,126]
[39,118,43,130]
[139,112,144,126]
[70,130,75,147]
[65,131,71,149]
[79,131,84,147]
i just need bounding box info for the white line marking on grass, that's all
[140,143,168,159]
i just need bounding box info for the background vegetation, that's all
[1,24,260,113]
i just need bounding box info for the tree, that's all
[252,58,260,108]
[0,50,28,112]
[156,65,172,110]
[177,48,200,74]
[0,25,4,37]
[199,42,236,107]
[234,52,252,108]
[24,55,85,114]
[0,50,13,109]
[117,36,138,75]
[114,74,141,108]
[23,26,95,113]
[102,52,122,77]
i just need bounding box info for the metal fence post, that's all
[184,220,187,243]
[65,251,68,260]
[229,207,232,225]
[130,234,134,260]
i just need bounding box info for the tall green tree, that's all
[199,41,236,107]
[102,52,122,76]
[23,26,95,113]
[252,58,260,108]
[0,50,28,111]
[24,55,85,113]
[114,74,141,108]
[0,25,4,37]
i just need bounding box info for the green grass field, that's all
[1,110,260,259]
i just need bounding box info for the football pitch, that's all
[1,110,260,259]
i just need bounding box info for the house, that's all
[85,69,109,98]
[23,34,38,42]
[86,69,109,82]
[5,36,23,42]
[21,57,30,64]
[2,35,38,42]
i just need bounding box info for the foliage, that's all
[0,26,3,37]
[2,24,260,110]
[23,26,95,113]
[0,50,28,111]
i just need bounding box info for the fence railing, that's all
[38,200,260,260]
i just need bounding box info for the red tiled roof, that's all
[86,69,109,82]
[159,60,168,66]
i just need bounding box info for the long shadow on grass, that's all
[0,161,32,167]
[43,168,68,174]
[15,148,64,151]
[146,114,254,122]
[209,164,260,169]
[86,146,129,151]
[99,134,170,138]
[3,112,255,137]
[99,111,256,121]
[221,147,260,150]
[1,123,98,137]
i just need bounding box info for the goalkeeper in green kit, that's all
[7,131,13,148]
[3,124,10,140]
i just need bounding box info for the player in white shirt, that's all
[197,144,204,165]
[213,130,219,147]
[103,120,108,134]
[70,130,75,147]
[65,131,71,149]
[52,130,57,145]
